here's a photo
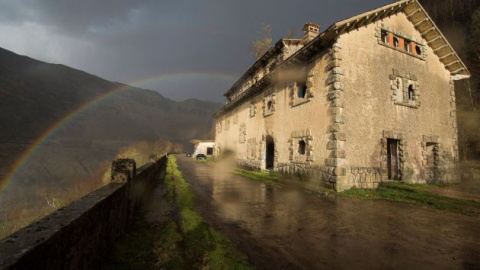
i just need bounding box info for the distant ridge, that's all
[0,46,220,196]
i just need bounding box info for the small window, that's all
[408,85,415,101]
[404,40,411,52]
[297,82,307,98]
[415,45,422,56]
[393,37,399,48]
[298,140,306,155]
[381,30,388,44]
[267,100,273,110]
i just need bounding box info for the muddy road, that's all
[176,156,480,270]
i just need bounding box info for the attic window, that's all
[415,45,422,56]
[263,93,276,117]
[297,82,307,98]
[267,100,273,110]
[404,40,411,53]
[393,37,399,48]
[376,26,426,61]
[381,30,388,44]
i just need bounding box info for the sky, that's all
[0,0,393,102]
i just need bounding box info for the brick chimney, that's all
[302,22,321,42]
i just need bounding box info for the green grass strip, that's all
[233,169,282,186]
[166,155,254,270]
[340,182,480,216]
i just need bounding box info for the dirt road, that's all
[176,155,480,270]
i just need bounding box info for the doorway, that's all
[265,135,275,169]
[387,139,401,180]
[425,142,437,181]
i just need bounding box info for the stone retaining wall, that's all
[0,155,167,270]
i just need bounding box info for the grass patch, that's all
[105,215,185,270]
[165,155,254,270]
[340,182,480,216]
[234,169,282,186]
[105,156,253,270]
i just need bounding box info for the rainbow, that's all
[0,71,236,193]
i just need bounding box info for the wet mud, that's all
[176,156,480,270]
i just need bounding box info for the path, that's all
[176,155,480,270]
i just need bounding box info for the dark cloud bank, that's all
[0,0,393,102]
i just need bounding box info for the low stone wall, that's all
[0,155,167,270]
[277,163,334,189]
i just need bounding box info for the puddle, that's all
[177,156,480,270]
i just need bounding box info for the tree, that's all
[251,23,272,60]
[285,28,296,39]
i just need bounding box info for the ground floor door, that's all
[387,139,400,180]
[265,135,275,169]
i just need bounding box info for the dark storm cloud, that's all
[0,0,394,102]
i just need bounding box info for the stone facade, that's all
[214,0,469,191]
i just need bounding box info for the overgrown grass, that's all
[340,182,480,216]
[234,169,282,186]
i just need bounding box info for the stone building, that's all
[214,0,470,191]
[190,139,215,156]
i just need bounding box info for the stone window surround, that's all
[289,68,315,107]
[249,102,256,118]
[225,119,231,130]
[233,112,238,124]
[389,68,420,108]
[247,138,257,159]
[262,91,276,117]
[239,123,246,144]
[288,129,314,165]
[375,23,427,61]
[380,130,406,181]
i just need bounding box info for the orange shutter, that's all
[410,42,416,53]
[399,38,404,50]
[387,33,394,46]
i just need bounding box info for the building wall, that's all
[215,12,459,191]
[194,142,215,156]
[215,50,333,182]
[337,12,458,190]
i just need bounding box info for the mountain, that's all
[0,47,220,204]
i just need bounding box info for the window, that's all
[297,82,307,98]
[267,100,273,110]
[377,26,426,60]
[381,30,388,44]
[390,69,419,108]
[249,103,256,117]
[239,123,246,144]
[263,93,275,117]
[415,45,422,56]
[290,80,311,107]
[404,40,411,53]
[408,85,415,101]
[393,37,399,48]
[298,140,306,155]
